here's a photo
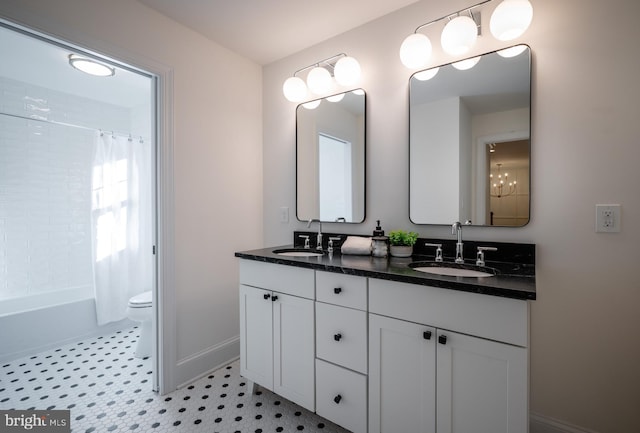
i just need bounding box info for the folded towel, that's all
[341,236,372,255]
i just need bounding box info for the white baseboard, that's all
[175,336,240,389]
[530,413,600,433]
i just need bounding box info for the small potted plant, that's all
[388,230,419,258]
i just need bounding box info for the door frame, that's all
[0,17,177,394]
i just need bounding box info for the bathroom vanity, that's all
[236,238,535,433]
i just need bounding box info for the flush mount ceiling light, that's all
[282,53,361,102]
[399,0,533,70]
[68,54,115,77]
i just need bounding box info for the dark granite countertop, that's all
[235,244,536,301]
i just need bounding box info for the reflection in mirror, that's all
[409,45,530,226]
[297,89,365,223]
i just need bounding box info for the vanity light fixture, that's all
[282,53,361,102]
[68,54,115,77]
[399,0,533,69]
[441,14,479,56]
[490,0,533,41]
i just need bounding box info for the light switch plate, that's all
[280,206,289,223]
[596,204,621,233]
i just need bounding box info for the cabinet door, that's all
[436,330,528,433]
[273,292,315,411]
[369,314,436,433]
[240,284,273,390]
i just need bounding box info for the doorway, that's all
[0,21,160,390]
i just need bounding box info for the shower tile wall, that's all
[0,76,132,306]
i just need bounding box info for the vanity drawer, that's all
[316,302,367,374]
[239,259,314,300]
[369,278,528,347]
[316,359,367,433]
[316,271,367,310]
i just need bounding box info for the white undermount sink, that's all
[409,262,496,278]
[272,248,324,257]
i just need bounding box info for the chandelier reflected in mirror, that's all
[490,163,517,198]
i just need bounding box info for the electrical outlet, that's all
[596,204,621,233]
[280,206,289,223]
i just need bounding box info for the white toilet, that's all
[126,290,153,358]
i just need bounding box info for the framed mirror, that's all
[409,45,531,226]
[297,89,366,223]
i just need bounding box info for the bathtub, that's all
[0,287,133,363]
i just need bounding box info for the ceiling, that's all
[0,25,151,109]
[137,0,419,65]
[0,0,419,110]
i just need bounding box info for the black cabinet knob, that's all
[423,331,432,340]
[271,295,278,302]
[334,287,342,294]
[263,293,271,300]
[333,395,342,404]
[334,333,342,341]
[438,335,448,345]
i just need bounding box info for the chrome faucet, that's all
[451,221,464,263]
[307,218,323,250]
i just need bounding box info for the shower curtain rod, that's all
[0,110,148,141]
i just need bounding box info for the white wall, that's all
[263,0,640,432]
[0,0,263,390]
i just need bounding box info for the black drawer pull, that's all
[271,295,278,302]
[438,334,447,345]
[334,333,342,342]
[423,331,432,340]
[263,293,270,300]
[334,287,342,294]
[333,394,342,404]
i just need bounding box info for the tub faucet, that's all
[452,221,464,263]
[307,218,323,250]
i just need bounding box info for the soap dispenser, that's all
[372,220,389,257]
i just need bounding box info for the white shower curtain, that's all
[91,132,153,325]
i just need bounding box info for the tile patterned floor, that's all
[0,327,350,433]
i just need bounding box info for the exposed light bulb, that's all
[451,56,481,70]
[400,33,433,69]
[441,15,478,56]
[334,56,361,86]
[282,76,307,102]
[414,67,439,81]
[490,0,533,41]
[306,67,332,95]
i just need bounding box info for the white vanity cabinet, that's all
[238,255,531,433]
[369,278,529,433]
[239,260,315,411]
[315,271,368,433]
